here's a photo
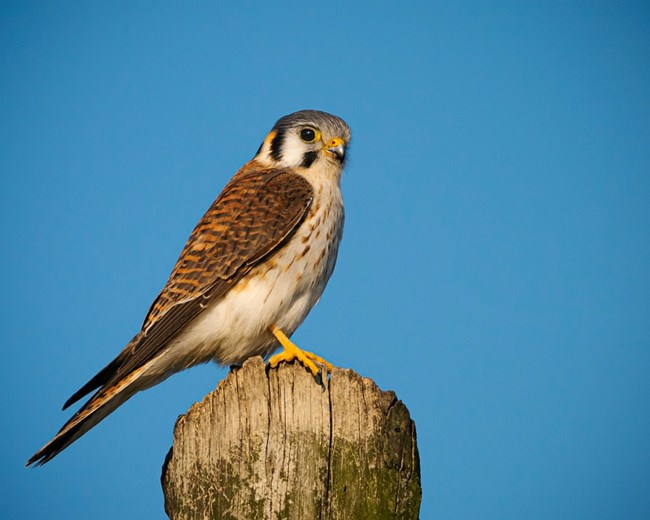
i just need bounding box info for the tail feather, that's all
[26,361,151,466]
[26,396,123,466]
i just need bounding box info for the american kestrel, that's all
[27,110,350,466]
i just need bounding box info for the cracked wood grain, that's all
[162,356,421,519]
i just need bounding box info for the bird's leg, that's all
[268,325,334,376]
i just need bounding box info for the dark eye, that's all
[300,128,317,142]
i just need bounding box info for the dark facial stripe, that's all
[269,129,285,161]
[301,150,318,168]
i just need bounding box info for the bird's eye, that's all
[300,128,317,143]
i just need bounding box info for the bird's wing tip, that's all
[25,453,44,468]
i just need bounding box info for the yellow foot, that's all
[268,325,334,376]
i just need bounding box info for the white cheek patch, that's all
[280,133,317,169]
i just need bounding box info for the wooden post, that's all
[162,356,421,519]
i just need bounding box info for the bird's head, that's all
[255,110,351,175]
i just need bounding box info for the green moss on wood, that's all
[162,357,421,519]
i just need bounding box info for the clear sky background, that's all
[2,2,649,519]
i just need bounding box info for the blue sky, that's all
[2,2,649,518]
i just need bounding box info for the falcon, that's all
[27,109,350,466]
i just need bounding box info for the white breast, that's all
[149,175,344,375]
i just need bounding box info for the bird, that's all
[27,109,351,466]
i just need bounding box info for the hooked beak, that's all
[324,137,346,163]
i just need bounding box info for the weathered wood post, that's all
[162,356,421,519]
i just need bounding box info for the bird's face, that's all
[255,110,351,176]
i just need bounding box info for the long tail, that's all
[26,360,152,466]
